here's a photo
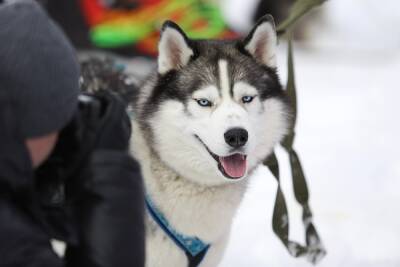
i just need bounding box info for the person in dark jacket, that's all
[0,1,144,266]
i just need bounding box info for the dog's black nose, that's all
[224,128,248,148]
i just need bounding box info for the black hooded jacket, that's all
[0,92,145,267]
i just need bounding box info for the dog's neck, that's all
[131,122,249,242]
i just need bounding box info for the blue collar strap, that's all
[145,196,210,264]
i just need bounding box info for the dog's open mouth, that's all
[195,135,247,179]
[218,154,247,179]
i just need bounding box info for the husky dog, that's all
[131,15,291,267]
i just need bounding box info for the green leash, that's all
[264,25,327,264]
[263,1,328,263]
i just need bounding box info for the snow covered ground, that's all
[219,1,400,265]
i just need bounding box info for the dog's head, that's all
[136,15,291,186]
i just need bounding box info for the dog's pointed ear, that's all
[242,14,277,68]
[157,21,194,74]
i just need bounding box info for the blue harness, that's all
[145,196,210,267]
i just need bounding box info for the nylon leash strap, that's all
[145,196,210,267]
[263,38,326,264]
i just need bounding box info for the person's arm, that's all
[65,150,144,267]
[63,92,145,267]
[0,95,63,267]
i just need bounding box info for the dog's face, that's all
[137,16,290,186]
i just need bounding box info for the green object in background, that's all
[90,0,189,47]
[263,0,328,264]
[90,24,150,47]
[89,0,229,49]
[183,2,227,39]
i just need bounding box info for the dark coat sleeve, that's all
[0,196,63,267]
[0,91,63,267]
[65,150,145,267]
[0,126,63,267]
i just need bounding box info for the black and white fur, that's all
[131,15,291,267]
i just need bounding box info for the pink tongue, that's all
[219,154,247,178]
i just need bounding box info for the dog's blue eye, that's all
[196,99,212,107]
[242,96,254,103]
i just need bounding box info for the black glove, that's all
[92,91,132,151]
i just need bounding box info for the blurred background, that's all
[41,0,400,266]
